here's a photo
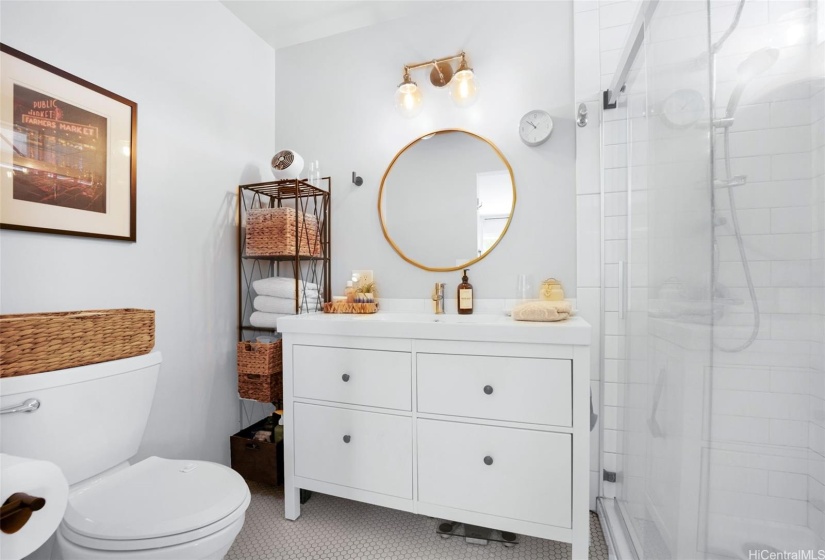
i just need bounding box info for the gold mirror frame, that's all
[378,129,516,273]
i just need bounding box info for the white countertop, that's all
[277,312,591,345]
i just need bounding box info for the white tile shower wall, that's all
[275,1,575,299]
[809,25,825,547]
[0,1,277,464]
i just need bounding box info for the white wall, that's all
[275,1,575,298]
[0,1,276,465]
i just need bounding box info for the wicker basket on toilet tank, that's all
[0,309,155,377]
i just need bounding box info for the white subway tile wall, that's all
[809,11,825,544]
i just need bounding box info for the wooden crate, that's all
[230,417,283,486]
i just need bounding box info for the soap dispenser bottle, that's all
[457,269,474,315]
[345,280,355,303]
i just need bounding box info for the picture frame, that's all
[0,43,137,241]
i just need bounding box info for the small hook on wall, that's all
[352,172,363,186]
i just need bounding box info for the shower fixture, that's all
[714,48,779,128]
[725,48,780,119]
[713,176,746,189]
[711,0,780,352]
[711,0,747,53]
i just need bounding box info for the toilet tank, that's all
[0,352,161,485]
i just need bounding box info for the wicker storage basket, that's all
[245,207,321,257]
[237,341,283,402]
[0,309,155,377]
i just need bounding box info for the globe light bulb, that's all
[395,73,423,118]
[449,59,478,108]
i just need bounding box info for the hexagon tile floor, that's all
[226,482,610,560]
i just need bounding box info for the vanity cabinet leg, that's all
[285,486,301,520]
[571,528,589,560]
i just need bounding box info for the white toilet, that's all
[0,352,250,560]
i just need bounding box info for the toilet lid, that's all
[64,456,249,541]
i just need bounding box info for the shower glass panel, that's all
[611,2,714,558]
[706,0,823,556]
[604,0,824,558]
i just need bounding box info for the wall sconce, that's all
[394,51,478,118]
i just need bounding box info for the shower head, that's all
[725,48,780,118]
[737,47,780,81]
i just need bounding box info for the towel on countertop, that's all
[249,311,291,329]
[511,300,574,322]
[254,295,321,314]
[252,277,320,301]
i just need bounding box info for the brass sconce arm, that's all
[402,52,468,88]
[403,51,466,73]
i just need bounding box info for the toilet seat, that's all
[59,456,250,552]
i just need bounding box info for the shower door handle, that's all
[576,103,588,127]
[618,260,626,320]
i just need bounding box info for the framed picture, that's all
[0,43,137,241]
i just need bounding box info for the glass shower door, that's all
[608,2,715,558]
[603,0,825,557]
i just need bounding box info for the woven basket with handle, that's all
[237,341,283,402]
[0,309,155,377]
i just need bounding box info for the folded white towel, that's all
[254,295,320,314]
[252,277,320,300]
[249,311,291,329]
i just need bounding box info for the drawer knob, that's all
[483,385,494,395]
[343,435,351,444]
[483,456,494,466]
[342,373,351,382]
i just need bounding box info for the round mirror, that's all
[378,129,516,272]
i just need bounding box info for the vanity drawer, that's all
[417,419,571,528]
[416,353,571,426]
[293,345,411,410]
[294,403,412,499]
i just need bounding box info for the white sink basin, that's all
[278,312,590,345]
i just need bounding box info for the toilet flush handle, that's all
[0,398,40,415]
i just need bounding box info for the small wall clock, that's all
[519,110,553,147]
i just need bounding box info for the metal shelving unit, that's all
[237,178,331,342]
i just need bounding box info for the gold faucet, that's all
[432,283,445,314]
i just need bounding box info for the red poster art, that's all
[12,84,108,213]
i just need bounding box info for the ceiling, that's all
[221,1,427,50]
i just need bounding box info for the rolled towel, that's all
[512,300,574,322]
[249,311,291,329]
[252,277,319,300]
[254,295,320,314]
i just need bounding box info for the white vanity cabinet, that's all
[278,313,591,559]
